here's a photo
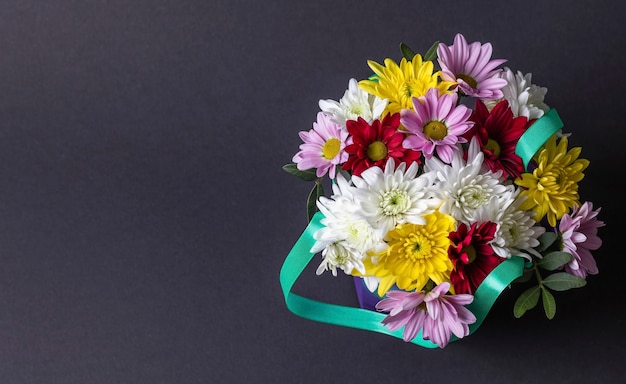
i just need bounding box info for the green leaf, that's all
[541,287,556,320]
[283,163,318,182]
[513,285,541,318]
[306,182,324,222]
[535,232,558,252]
[542,272,587,291]
[336,166,351,181]
[423,40,440,62]
[513,268,535,284]
[400,42,417,60]
[536,251,573,271]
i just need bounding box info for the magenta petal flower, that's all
[292,112,349,179]
[376,290,427,341]
[376,282,476,347]
[422,282,476,348]
[437,34,507,100]
[401,88,473,163]
[559,202,604,278]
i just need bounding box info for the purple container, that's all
[353,276,384,311]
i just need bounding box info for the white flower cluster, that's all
[425,139,545,259]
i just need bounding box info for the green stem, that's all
[534,264,542,285]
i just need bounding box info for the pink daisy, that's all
[292,112,349,179]
[376,282,476,347]
[559,202,604,279]
[437,34,507,100]
[401,88,473,163]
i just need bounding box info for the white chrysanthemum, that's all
[315,242,365,276]
[487,68,548,120]
[350,159,440,235]
[473,190,545,260]
[424,140,510,223]
[319,78,388,127]
[310,174,382,275]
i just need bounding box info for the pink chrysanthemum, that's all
[376,282,476,348]
[559,202,604,279]
[437,34,507,100]
[401,88,473,163]
[293,112,349,179]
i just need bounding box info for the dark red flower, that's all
[448,221,502,295]
[342,113,421,176]
[464,100,533,179]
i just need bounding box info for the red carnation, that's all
[448,221,502,295]
[464,100,532,179]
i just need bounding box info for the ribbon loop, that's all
[279,212,525,347]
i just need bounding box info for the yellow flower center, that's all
[423,121,448,141]
[484,139,501,157]
[403,233,432,261]
[457,74,478,89]
[322,138,341,159]
[402,81,417,98]
[462,245,477,264]
[367,140,388,161]
[537,164,566,192]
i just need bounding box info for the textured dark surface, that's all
[0,1,623,382]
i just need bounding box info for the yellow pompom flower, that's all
[515,135,589,227]
[358,55,455,116]
[363,211,455,297]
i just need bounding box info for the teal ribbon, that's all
[280,107,561,345]
[280,212,525,347]
[515,109,563,169]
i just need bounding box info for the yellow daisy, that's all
[358,55,455,116]
[363,210,455,297]
[515,135,589,227]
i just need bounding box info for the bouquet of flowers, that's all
[280,34,604,348]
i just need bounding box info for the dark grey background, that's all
[0,0,623,382]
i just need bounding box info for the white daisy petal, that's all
[425,138,510,223]
[349,159,441,235]
[495,68,549,120]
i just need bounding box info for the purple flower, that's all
[376,290,426,340]
[375,282,476,347]
[292,112,349,179]
[559,202,604,278]
[437,34,507,100]
[401,88,473,163]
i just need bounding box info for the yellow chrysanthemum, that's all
[362,211,455,297]
[515,135,589,227]
[358,55,455,115]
